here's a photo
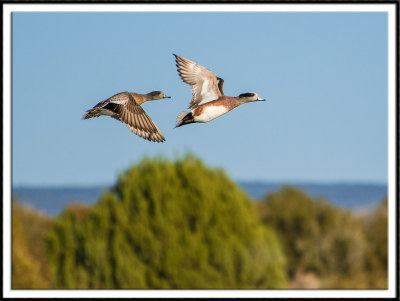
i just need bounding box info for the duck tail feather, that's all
[175,111,193,128]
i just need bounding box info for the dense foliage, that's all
[12,200,53,288]
[45,155,287,289]
[12,156,388,290]
[258,186,388,288]
[361,198,388,288]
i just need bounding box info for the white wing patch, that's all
[198,79,219,106]
[200,79,210,97]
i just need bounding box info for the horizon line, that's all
[12,179,389,189]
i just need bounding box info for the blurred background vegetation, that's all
[12,155,388,289]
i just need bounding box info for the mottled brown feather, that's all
[83,92,165,142]
[117,94,165,142]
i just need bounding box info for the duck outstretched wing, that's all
[116,95,165,142]
[174,54,223,109]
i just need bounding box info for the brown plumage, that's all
[192,96,240,116]
[83,91,170,143]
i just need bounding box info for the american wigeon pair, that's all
[83,54,266,143]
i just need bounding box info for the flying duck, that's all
[83,91,170,142]
[173,54,265,128]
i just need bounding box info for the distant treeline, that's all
[12,155,388,289]
[13,182,387,217]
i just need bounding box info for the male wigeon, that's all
[173,54,265,128]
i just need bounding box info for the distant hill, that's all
[12,182,387,217]
[12,186,106,216]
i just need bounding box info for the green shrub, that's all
[12,199,54,288]
[46,155,287,289]
[361,198,388,288]
[259,186,367,279]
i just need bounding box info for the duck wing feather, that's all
[117,94,165,142]
[174,54,223,109]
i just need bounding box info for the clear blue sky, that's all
[12,11,388,186]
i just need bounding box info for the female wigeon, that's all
[83,91,170,142]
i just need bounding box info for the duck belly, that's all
[194,105,229,123]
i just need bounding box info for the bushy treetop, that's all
[46,155,287,289]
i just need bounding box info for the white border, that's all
[3,3,397,299]
[387,3,397,299]
[2,3,397,12]
[3,2,12,300]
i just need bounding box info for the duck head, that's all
[147,91,171,100]
[238,92,265,104]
